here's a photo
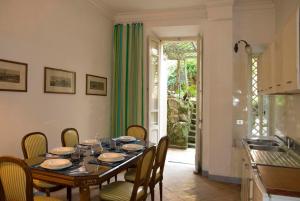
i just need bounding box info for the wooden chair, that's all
[0,156,62,201]
[126,125,147,141]
[21,132,72,201]
[61,128,79,147]
[124,136,169,201]
[99,146,156,201]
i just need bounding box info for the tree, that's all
[163,41,197,98]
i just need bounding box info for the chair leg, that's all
[114,175,118,181]
[159,181,163,201]
[67,187,72,201]
[46,189,50,197]
[150,185,155,201]
[107,178,110,184]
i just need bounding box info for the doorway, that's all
[148,37,202,168]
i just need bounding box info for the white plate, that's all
[98,153,125,162]
[82,139,98,145]
[118,136,136,142]
[49,147,75,155]
[122,144,144,152]
[40,159,72,170]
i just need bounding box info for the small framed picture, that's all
[44,67,76,94]
[86,74,107,96]
[0,59,28,92]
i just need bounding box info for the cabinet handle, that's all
[269,86,273,89]
[276,84,281,86]
[286,81,293,84]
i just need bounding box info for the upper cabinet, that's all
[258,8,299,94]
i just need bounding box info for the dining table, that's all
[25,138,152,201]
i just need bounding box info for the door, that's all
[148,37,161,144]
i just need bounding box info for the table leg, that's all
[79,186,90,201]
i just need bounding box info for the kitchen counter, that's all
[257,165,300,197]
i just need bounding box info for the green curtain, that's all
[111,23,144,137]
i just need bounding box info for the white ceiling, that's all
[100,0,207,13]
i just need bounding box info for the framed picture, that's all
[86,74,107,96]
[44,67,76,94]
[0,59,28,92]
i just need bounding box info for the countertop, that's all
[257,165,300,197]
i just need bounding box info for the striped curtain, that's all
[111,23,144,137]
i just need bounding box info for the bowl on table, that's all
[118,136,136,142]
[49,147,75,155]
[40,159,72,170]
[122,144,144,152]
[98,152,125,162]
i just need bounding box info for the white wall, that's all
[0,0,113,157]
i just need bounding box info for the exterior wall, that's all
[0,0,113,156]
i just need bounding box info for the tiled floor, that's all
[52,148,241,201]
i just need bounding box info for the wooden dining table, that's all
[25,140,151,201]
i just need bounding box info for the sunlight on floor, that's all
[167,147,195,165]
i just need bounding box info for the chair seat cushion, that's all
[34,195,62,201]
[33,179,57,188]
[100,181,145,201]
[124,168,161,183]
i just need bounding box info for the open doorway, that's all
[148,37,202,169]
[162,39,198,165]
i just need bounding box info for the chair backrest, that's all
[151,136,169,183]
[131,146,156,201]
[126,125,147,141]
[21,132,48,159]
[61,128,79,147]
[0,156,34,201]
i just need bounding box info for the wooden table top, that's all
[257,165,300,197]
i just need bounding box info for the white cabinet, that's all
[281,8,299,92]
[258,8,300,94]
[241,150,253,201]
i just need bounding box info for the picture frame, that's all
[0,59,28,92]
[86,74,107,96]
[44,67,76,94]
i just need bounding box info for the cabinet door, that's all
[253,180,264,201]
[281,8,299,91]
[273,33,283,92]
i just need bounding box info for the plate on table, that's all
[118,136,136,142]
[40,159,72,170]
[98,152,125,162]
[122,144,144,152]
[49,147,75,155]
[81,139,98,146]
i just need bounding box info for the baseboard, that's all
[201,170,241,184]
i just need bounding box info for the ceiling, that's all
[100,0,207,13]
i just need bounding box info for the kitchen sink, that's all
[248,144,285,152]
[246,139,280,147]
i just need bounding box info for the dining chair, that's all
[61,128,79,147]
[99,146,156,201]
[0,156,62,201]
[126,125,147,141]
[124,136,169,201]
[21,132,72,201]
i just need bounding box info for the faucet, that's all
[287,137,295,150]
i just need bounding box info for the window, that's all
[248,55,269,136]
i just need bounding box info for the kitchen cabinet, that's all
[241,150,253,201]
[258,8,299,94]
[281,8,298,92]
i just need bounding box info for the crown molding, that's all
[87,0,115,20]
[234,0,274,11]
[204,0,235,8]
[114,6,207,24]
